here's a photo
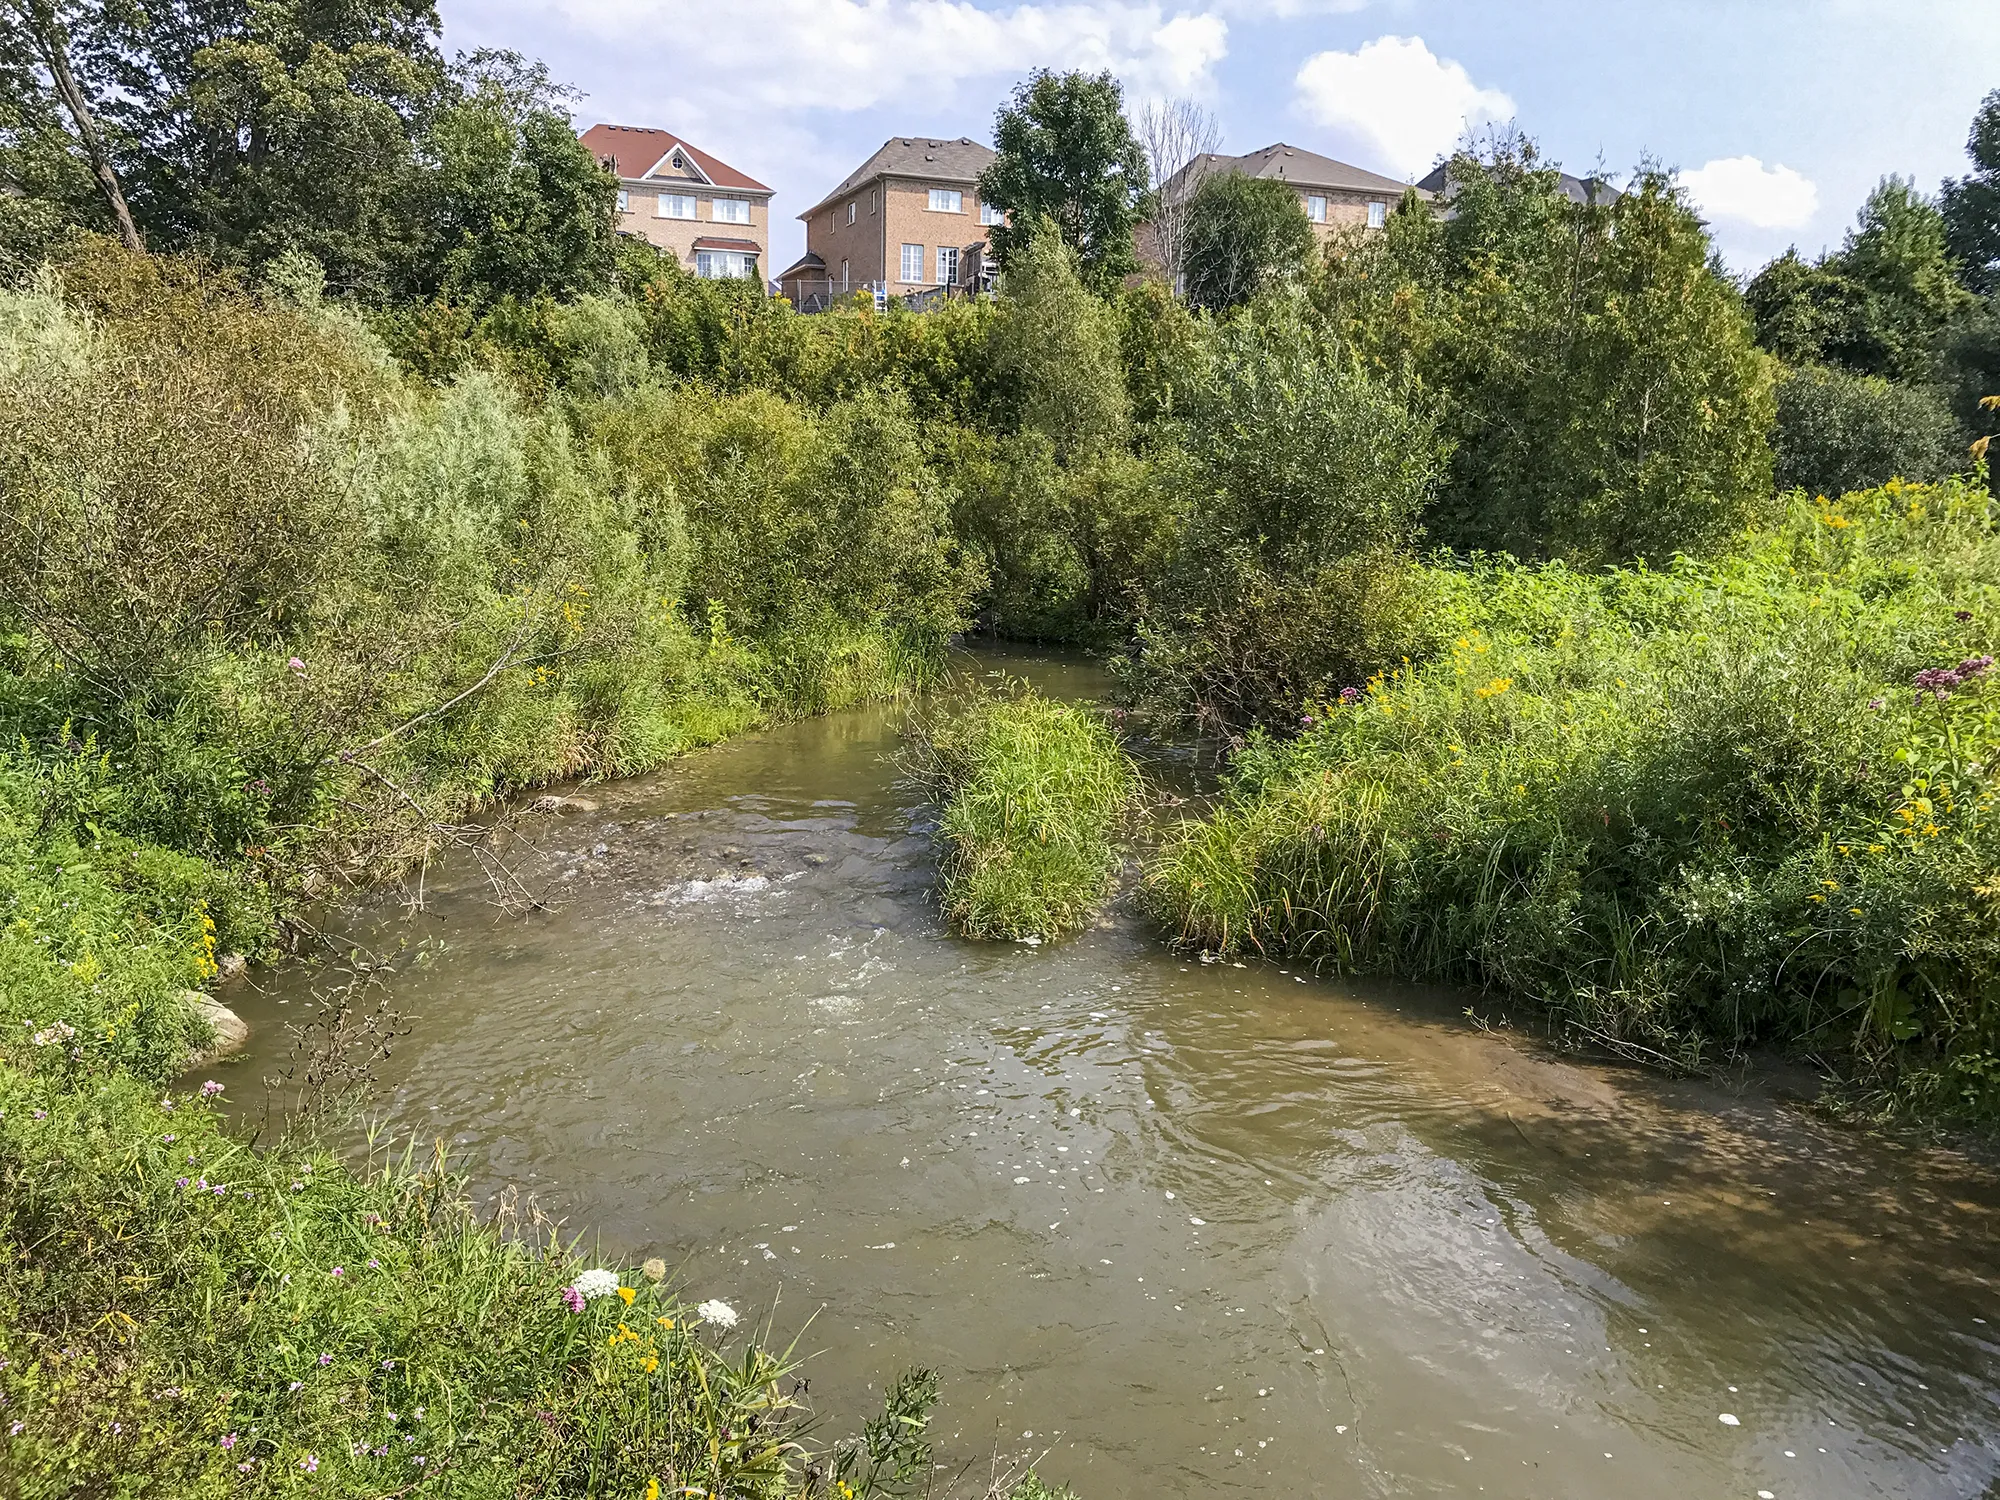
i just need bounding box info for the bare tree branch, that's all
[1136,97,1221,295]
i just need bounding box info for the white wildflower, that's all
[572,1269,621,1301]
[696,1299,739,1328]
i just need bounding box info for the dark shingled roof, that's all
[1415,163,1623,206]
[800,137,998,220]
[1163,143,1424,202]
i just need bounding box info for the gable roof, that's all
[579,124,771,194]
[1415,163,1623,206]
[800,136,998,220]
[1166,143,1423,202]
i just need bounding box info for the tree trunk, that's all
[15,0,144,251]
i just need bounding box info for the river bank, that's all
[210,649,2000,1500]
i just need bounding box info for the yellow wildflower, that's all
[618,1286,636,1305]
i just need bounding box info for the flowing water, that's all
[213,649,2000,1500]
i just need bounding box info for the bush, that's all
[1148,475,2000,1120]
[1773,363,1967,495]
[901,687,1139,941]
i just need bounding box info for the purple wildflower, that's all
[237,1461,254,1473]
[300,1453,318,1473]
[329,1266,344,1278]
[288,657,306,672]
[161,1133,176,1143]
[288,1381,302,1392]
[561,1285,586,1313]
[318,1352,332,1366]
[292,1182,305,1192]
[373,1445,389,1458]
[1867,696,1885,711]
[413,1456,427,1466]
[8,1421,21,1436]
[199,1080,223,1098]
[220,1434,237,1450]
[1338,686,1362,706]
[31,1110,45,1121]
[175,1177,190,1189]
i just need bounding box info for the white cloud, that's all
[1677,156,1819,231]
[541,0,1228,116]
[1292,35,1513,179]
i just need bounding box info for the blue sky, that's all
[440,0,1999,276]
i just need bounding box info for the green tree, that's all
[1315,142,1776,562]
[1838,176,1973,382]
[405,50,616,303]
[1942,88,2000,295]
[1744,248,1872,368]
[979,69,1148,289]
[0,0,143,251]
[1772,364,1967,497]
[1180,171,1316,312]
[989,218,1129,461]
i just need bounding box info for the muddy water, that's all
[217,650,2000,1500]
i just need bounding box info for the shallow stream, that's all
[216,649,2000,1499]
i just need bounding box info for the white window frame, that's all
[847,201,857,225]
[870,188,879,214]
[1305,195,1326,224]
[711,197,751,225]
[695,250,757,280]
[1367,200,1387,229]
[656,193,697,220]
[616,189,630,213]
[899,242,925,284]
[979,201,1004,226]
[937,245,960,285]
[927,187,963,214]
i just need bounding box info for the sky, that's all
[438,0,2000,277]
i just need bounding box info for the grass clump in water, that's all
[903,686,1139,942]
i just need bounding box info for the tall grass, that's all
[1148,476,2000,1119]
[902,687,1140,941]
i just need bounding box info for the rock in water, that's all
[181,990,248,1064]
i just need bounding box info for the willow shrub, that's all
[902,688,1139,941]
[1149,475,2000,1120]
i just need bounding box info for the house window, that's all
[840,258,849,288]
[616,189,630,213]
[899,243,925,283]
[695,250,756,280]
[927,188,963,213]
[979,201,1004,226]
[1305,195,1326,223]
[1368,200,1387,229]
[711,197,751,224]
[870,189,878,214]
[657,194,696,219]
[937,245,960,285]
[847,201,857,225]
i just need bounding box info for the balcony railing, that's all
[780,275,994,314]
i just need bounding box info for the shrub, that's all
[1148,476,2000,1120]
[902,687,1139,941]
[1773,363,1967,496]
[1180,172,1317,313]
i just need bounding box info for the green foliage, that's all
[0,1059,943,1497]
[1744,249,1875,369]
[987,220,1130,461]
[1773,364,1968,497]
[1180,172,1316,313]
[901,687,1139,941]
[1122,301,1446,730]
[1314,142,1776,563]
[980,69,1149,290]
[1943,88,2000,296]
[1149,475,2000,1121]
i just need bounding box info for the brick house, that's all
[580,124,773,283]
[1149,143,1429,269]
[780,137,1003,310]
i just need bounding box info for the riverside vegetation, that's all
[6,17,2000,1488]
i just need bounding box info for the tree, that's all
[1180,171,1315,312]
[979,69,1148,289]
[1943,88,2000,295]
[1744,248,1872,368]
[1315,141,1777,563]
[406,50,616,303]
[989,217,1129,462]
[0,0,142,249]
[1133,95,1218,292]
[1772,364,1966,497]
[1838,176,1973,383]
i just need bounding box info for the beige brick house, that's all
[780,137,1003,310]
[1149,143,1429,269]
[581,124,773,284]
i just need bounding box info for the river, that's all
[213,648,2000,1500]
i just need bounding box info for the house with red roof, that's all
[580,124,773,284]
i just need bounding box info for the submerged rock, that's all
[528,794,600,815]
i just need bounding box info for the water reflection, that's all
[212,649,2000,1500]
